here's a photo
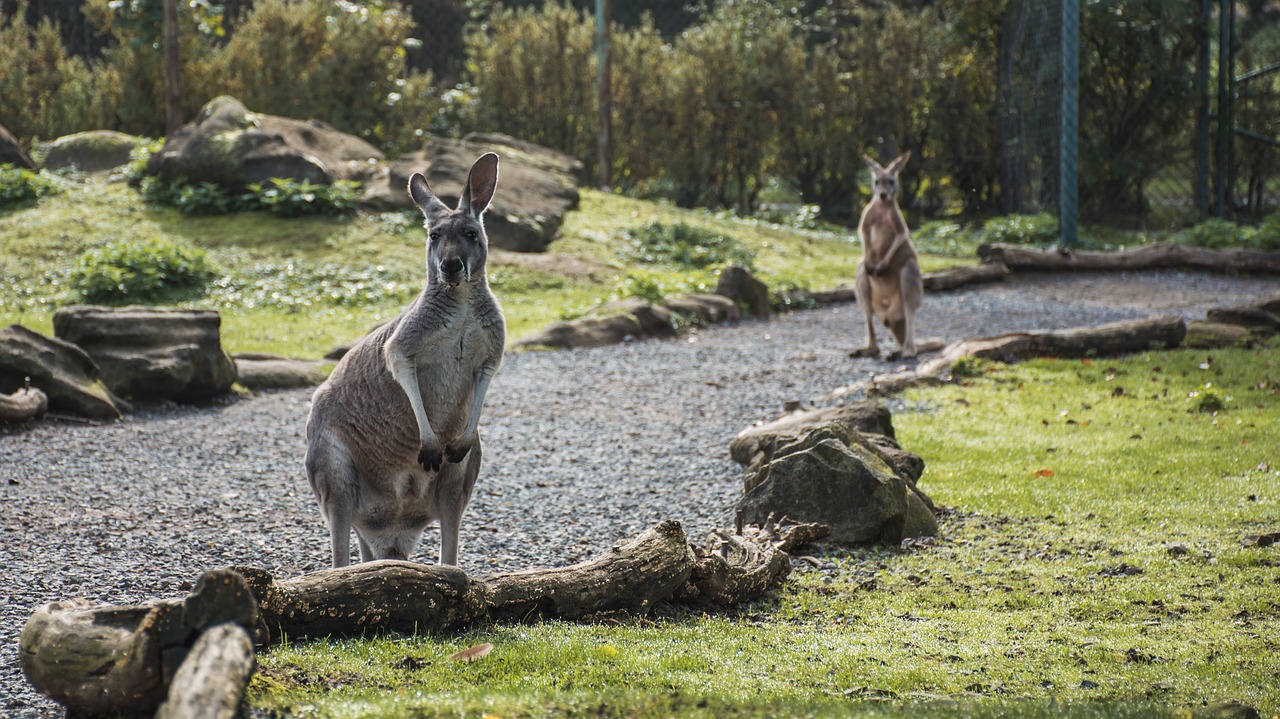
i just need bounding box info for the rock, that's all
[53,306,237,402]
[233,354,329,390]
[515,298,678,350]
[0,123,36,169]
[35,130,144,173]
[1165,542,1190,556]
[730,402,896,466]
[361,133,582,252]
[1259,291,1280,316]
[0,324,126,419]
[1184,320,1252,348]
[735,429,936,544]
[146,96,383,189]
[662,293,741,325]
[715,265,771,319]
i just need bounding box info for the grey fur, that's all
[305,153,506,567]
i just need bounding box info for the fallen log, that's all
[154,623,255,719]
[977,242,1280,274]
[23,520,824,718]
[0,384,47,423]
[821,315,1187,403]
[19,569,259,718]
[922,262,1010,291]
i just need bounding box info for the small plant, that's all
[1187,382,1228,413]
[71,239,219,304]
[0,164,61,208]
[1255,214,1280,250]
[622,222,755,270]
[913,221,976,257]
[615,271,667,305]
[981,213,1059,245]
[951,355,998,379]
[1173,218,1253,250]
[246,178,361,218]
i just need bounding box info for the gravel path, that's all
[3,269,1277,717]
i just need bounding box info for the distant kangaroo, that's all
[305,153,505,567]
[850,151,924,360]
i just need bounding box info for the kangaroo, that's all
[304,153,505,567]
[850,151,924,360]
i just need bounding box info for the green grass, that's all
[0,180,974,357]
[249,340,1280,718]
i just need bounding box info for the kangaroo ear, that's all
[888,151,911,175]
[408,173,450,220]
[459,152,500,218]
[863,154,884,173]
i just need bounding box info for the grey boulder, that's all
[715,265,771,319]
[361,133,582,253]
[146,96,383,189]
[36,131,145,173]
[53,306,237,402]
[0,324,126,420]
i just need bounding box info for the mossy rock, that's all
[35,130,145,173]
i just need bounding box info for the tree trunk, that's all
[21,520,823,718]
[977,242,1280,274]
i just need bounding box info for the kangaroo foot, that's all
[849,345,881,359]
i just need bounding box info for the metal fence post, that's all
[1195,0,1212,219]
[595,0,613,192]
[1059,0,1079,248]
[1216,0,1231,216]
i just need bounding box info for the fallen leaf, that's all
[1034,469,1055,478]
[448,643,493,663]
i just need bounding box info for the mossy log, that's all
[922,262,1010,291]
[977,242,1280,274]
[22,520,822,718]
[154,624,255,719]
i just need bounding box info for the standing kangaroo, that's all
[850,152,924,360]
[305,153,505,567]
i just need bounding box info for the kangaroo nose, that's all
[442,258,464,276]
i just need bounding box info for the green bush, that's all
[1188,382,1228,413]
[71,239,219,303]
[0,164,61,208]
[1256,214,1280,250]
[1172,219,1253,250]
[245,178,360,218]
[981,213,1059,245]
[623,222,755,270]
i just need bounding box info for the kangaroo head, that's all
[407,152,500,289]
[864,151,910,203]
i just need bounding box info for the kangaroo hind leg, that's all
[435,439,483,566]
[306,434,360,568]
[849,265,881,358]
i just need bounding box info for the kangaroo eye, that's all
[429,230,441,241]
[464,230,478,241]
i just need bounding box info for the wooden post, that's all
[164,0,182,135]
[595,0,612,191]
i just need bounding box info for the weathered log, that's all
[0,385,47,422]
[977,242,1280,274]
[916,315,1186,377]
[23,521,822,718]
[922,262,1010,291]
[154,623,255,719]
[19,569,259,718]
[485,520,696,621]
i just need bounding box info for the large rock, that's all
[35,131,144,173]
[0,325,126,419]
[146,96,383,189]
[735,426,936,544]
[1,123,36,170]
[715,265,771,319]
[53,306,237,402]
[730,402,897,466]
[663,293,741,325]
[361,133,582,252]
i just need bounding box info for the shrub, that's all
[615,271,667,305]
[245,178,360,217]
[71,239,219,303]
[623,222,755,270]
[1172,219,1254,250]
[0,164,61,208]
[981,213,1059,245]
[1187,382,1227,413]
[1255,214,1280,251]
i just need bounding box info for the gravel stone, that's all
[3,269,1277,716]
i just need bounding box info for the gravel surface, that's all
[3,269,1277,717]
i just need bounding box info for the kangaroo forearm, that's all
[386,348,438,444]
[461,364,496,438]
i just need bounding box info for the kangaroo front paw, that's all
[444,442,472,464]
[418,443,443,472]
